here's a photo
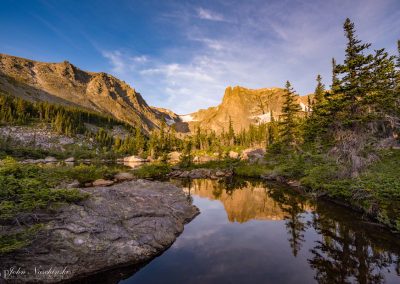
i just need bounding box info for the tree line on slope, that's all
[0,93,148,155]
[1,18,398,164]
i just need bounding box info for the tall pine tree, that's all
[280,81,302,148]
[335,18,374,123]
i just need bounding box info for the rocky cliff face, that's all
[0,54,175,132]
[179,86,311,133]
[0,54,312,134]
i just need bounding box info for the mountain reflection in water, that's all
[118,178,400,284]
[180,178,313,223]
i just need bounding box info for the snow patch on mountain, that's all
[250,113,271,123]
[180,114,196,122]
[165,118,175,126]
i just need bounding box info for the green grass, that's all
[0,158,127,254]
[182,158,241,170]
[133,162,171,179]
[0,157,88,221]
[0,224,43,254]
[234,163,271,177]
[354,150,400,230]
[298,150,400,230]
[48,163,121,184]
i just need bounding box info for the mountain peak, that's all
[0,54,169,133]
[182,86,311,133]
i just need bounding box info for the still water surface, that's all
[120,178,400,284]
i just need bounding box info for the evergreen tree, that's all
[113,136,122,152]
[331,58,340,93]
[147,131,159,158]
[228,116,235,146]
[134,125,145,155]
[179,139,193,168]
[267,112,279,148]
[194,126,202,150]
[396,40,400,99]
[366,48,397,117]
[15,98,27,123]
[279,81,302,148]
[304,75,330,142]
[335,18,374,122]
[314,74,326,106]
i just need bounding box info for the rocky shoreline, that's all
[0,180,199,283]
[168,168,233,179]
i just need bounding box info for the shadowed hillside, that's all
[0,54,177,133]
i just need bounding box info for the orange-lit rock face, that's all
[182,179,313,223]
[181,86,312,133]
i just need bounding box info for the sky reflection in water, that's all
[121,178,400,284]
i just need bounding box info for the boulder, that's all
[0,180,198,283]
[276,176,286,183]
[66,180,80,189]
[92,179,114,187]
[168,170,181,177]
[44,156,58,163]
[179,171,190,178]
[168,151,181,163]
[198,155,217,163]
[189,169,211,179]
[114,172,134,181]
[123,156,147,163]
[287,180,301,187]
[215,170,226,177]
[229,151,239,159]
[65,157,75,163]
[241,148,265,162]
[261,172,277,180]
[21,159,36,164]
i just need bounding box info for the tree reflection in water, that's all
[308,201,400,284]
[169,178,400,283]
[225,180,400,283]
[268,185,311,257]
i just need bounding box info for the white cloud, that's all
[101,0,400,114]
[102,50,148,73]
[102,50,126,73]
[197,7,225,22]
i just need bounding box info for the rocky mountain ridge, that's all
[0,54,311,134]
[179,86,311,133]
[0,54,175,133]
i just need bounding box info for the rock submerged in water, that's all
[0,180,199,283]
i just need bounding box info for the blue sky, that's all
[1,0,400,114]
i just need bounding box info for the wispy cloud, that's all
[101,0,400,114]
[197,7,226,21]
[102,50,148,73]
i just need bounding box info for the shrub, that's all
[133,163,171,179]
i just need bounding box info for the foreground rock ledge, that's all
[1,180,199,283]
